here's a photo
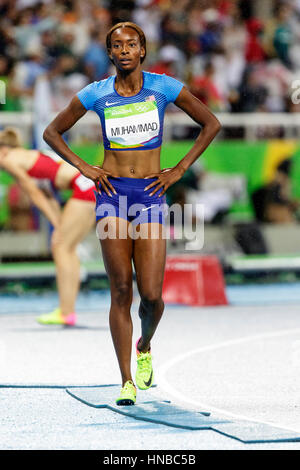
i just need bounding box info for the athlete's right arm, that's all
[2,161,60,228]
[43,96,116,196]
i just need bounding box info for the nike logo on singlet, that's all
[105,100,120,106]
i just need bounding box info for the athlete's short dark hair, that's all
[106,22,146,64]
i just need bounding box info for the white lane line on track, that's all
[156,328,300,434]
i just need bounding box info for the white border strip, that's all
[156,328,300,434]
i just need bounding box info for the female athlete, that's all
[0,127,96,326]
[42,22,221,405]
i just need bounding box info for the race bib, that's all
[75,174,95,191]
[104,101,160,149]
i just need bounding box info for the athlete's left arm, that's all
[145,87,221,196]
[174,86,221,170]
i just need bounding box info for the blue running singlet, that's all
[77,71,184,151]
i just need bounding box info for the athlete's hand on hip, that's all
[144,166,185,197]
[80,164,118,196]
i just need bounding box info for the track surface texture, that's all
[1,292,300,450]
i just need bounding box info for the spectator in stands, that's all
[0,24,14,58]
[189,61,225,111]
[198,8,224,55]
[0,0,299,116]
[0,55,22,111]
[8,41,47,111]
[40,29,66,69]
[245,17,266,64]
[251,158,300,224]
[253,59,293,112]
[148,44,185,79]
[49,53,88,111]
[13,4,58,57]
[132,0,162,59]
[222,4,247,62]
[235,66,268,112]
[160,0,191,51]
[273,2,293,69]
[83,28,110,81]
[110,0,135,23]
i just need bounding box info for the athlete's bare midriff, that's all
[54,162,79,189]
[102,147,162,178]
[4,148,80,189]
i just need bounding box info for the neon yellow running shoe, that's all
[115,380,136,406]
[135,337,154,390]
[36,308,76,326]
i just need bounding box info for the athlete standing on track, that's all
[0,128,96,326]
[43,22,221,405]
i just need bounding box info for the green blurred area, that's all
[1,140,299,227]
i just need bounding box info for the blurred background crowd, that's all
[1,0,300,114]
[1,0,300,260]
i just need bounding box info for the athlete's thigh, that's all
[58,198,95,247]
[132,223,167,296]
[98,217,134,286]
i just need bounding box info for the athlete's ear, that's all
[140,46,146,61]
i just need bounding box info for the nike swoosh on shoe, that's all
[143,371,153,388]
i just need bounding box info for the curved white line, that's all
[156,328,300,434]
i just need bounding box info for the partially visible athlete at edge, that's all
[0,128,96,326]
[43,22,221,405]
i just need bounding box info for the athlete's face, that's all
[109,27,145,71]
